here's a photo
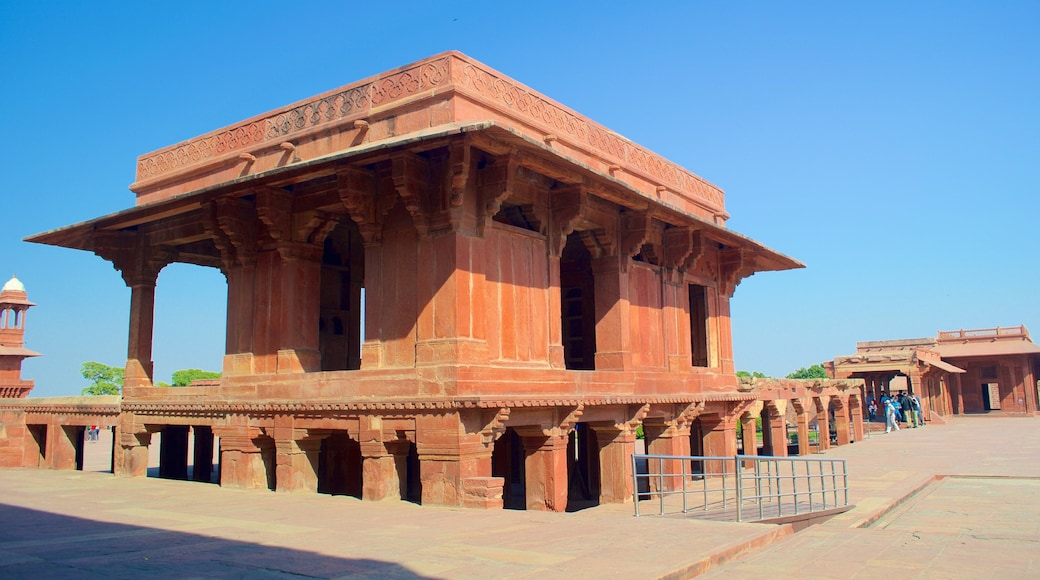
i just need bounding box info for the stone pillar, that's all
[834,400,851,446]
[359,416,400,501]
[159,425,190,480]
[415,413,499,509]
[740,413,758,463]
[591,255,632,370]
[591,425,635,504]
[716,294,734,373]
[764,403,788,458]
[49,424,80,470]
[815,397,831,451]
[700,414,737,474]
[850,397,865,442]
[643,422,687,493]
[223,264,256,376]
[218,434,271,490]
[125,280,156,388]
[114,429,151,478]
[519,430,570,511]
[795,408,812,456]
[275,436,321,494]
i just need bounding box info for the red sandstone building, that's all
[1,53,863,509]
[827,326,1040,421]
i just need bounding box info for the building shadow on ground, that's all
[0,503,432,578]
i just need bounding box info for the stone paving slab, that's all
[2,415,1038,578]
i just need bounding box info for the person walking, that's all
[884,397,900,433]
[899,391,916,428]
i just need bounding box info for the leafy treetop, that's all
[785,364,829,379]
[171,368,221,386]
[80,362,123,396]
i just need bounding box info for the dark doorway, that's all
[566,423,600,511]
[317,432,363,498]
[319,219,365,371]
[492,428,526,509]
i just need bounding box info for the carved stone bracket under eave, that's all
[202,197,258,272]
[476,151,520,236]
[548,184,587,256]
[391,151,431,237]
[93,230,173,287]
[336,165,383,245]
[479,407,511,445]
[719,246,757,297]
[619,210,651,271]
[449,135,473,209]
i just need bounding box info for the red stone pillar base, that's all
[114,431,151,477]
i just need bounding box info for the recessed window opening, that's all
[560,232,596,370]
[689,284,709,368]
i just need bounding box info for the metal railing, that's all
[632,454,849,522]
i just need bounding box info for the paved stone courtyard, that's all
[1,415,1037,578]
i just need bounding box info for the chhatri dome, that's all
[2,275,25,293]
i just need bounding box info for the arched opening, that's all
[319,219,365,371]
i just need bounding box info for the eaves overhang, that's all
[27,121,802,275]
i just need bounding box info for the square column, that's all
[114,420,151,478]
[740,414,758,465]
[834,403,851,446]
[795,410,812,456]
[275,436,322,494]
[815,398,831,451]
[764,405,788,458]
[593,426,636,504]
[519,430,570,511]
[700,414,736,474]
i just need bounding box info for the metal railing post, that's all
[735,456,743,522]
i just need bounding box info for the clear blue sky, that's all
[3,1,1037,397]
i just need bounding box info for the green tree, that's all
[785,364,828,379]
[736,370,767,379]
[171,368,221,386]
[80,362,124,396]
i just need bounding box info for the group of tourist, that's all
[868,392,924,433]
